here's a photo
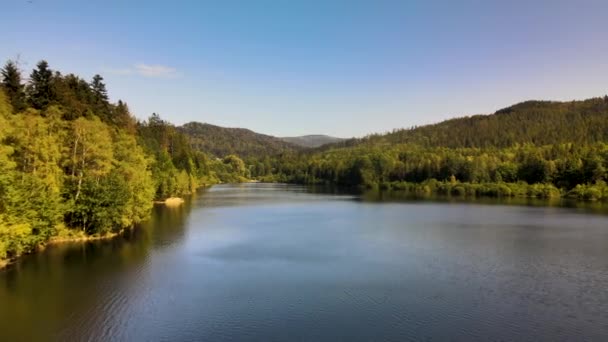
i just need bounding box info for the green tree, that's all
[64,117,115,231]
[27,60,54,109]
[113,100,137,133]
[90,74,108,102]
[90,74,111,121]
[112,131,155,226]
[7,110,63,239]
[1,60,26,111]
[223,154,247,177]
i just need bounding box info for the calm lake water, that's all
[1,183,608,341]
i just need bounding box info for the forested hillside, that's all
[0,60,247,265]
[180,122,301,157]
[322,97,608,150]
[252,97,608,201]
[281,135,345,148]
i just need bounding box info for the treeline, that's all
[251,126,608,201]
[0,59,247,263]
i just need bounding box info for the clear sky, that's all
[2,0,607,137]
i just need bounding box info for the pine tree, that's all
[113,100,136,132]
[90,74,112,121]
[90,74,108,101]
[0,60,26,112]
[27,60,54,109]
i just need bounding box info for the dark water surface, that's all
[1,183,608,341]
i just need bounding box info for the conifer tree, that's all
[27,60,54,109]
[0,60,26,112]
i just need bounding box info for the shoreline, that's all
[2,182,606,271]
[153,197,185,206]
[0,230,126,271]
[0,194,193,271]
[48,231,122,245]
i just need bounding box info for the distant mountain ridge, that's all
[179,123,347,157]
[281,135,345,148]
[179,122,302,158]
[180,96,608,158]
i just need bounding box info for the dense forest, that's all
[179,122,301,157]
[249,97,608,201]
[0,60,247,265]
[254,143,608,199]
[280,135,345,148]
[316,98,608,150]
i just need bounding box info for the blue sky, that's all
[2,0,607,137]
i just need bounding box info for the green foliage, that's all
[111,131,155,227]
[253,96,608,196]
[66,171,130,234]
[223,155,248,177]
[254,139,608,201]
[138,113,248,199]
[281,135,345,148]
[27,60,55,109]
[1,60,26,111]
[0,59,247,265]
[383,180,563,199]
[567,182,608,201]
[324,97,608,150]
[180,122,301,158]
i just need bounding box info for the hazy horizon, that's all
[2,0,607,137]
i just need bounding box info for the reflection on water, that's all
[0,195,195,341]
[359,188,608,214]
[1,183,608,341]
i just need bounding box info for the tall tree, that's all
[90,74,110,120]
[112,99,136,132]
[66,116,114,203]
[0,60,26,112]
[27,60,54,109]
[7,110,63,240]
[64,117,115,231]
[112,131,155,227]
[90,74,108,102]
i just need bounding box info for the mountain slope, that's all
[281,135,345,148]
[260,96,608,195]
[179,122,301,158]
[320,96,608,150]
[182,96,608,158]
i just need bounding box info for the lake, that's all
[1,183,608,341]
